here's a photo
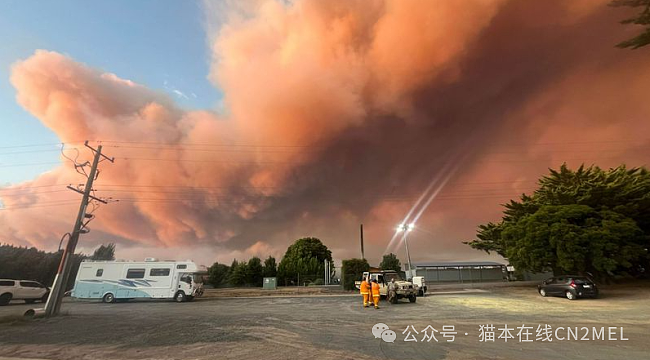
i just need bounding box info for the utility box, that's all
[263,277,277,290]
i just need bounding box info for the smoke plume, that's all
[2,0,650,266]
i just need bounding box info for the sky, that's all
[0,0,649,268]
[0,0,219,183]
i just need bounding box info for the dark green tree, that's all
[341,258,370,290]
[466,164,650,280]
[0,244,85,289]
[379,253,402,272]
[246,257,264,286]
[228,261,248,287]
[610,0,650,49]
[207,262,230,287]
[277,237,332,285]
[263,256,277,278]
[91,243,116,261]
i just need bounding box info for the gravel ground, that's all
[0,283,648,360]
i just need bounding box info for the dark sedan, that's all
[538,276,598,300]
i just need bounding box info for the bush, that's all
[341,258,370,290]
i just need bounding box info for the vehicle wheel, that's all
[25,299,36,304]
[565,291,576,300]
[102,293,115,303]
[0,293,12,306]
[175,291,186,303]
[539,289,547,297]
[409,295,417,303]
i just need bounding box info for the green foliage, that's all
[466,164,650,280]
[228,261,248,286]
[0,244,85,290]
[277,237,332,285]
[91,243,116,261]
[263,256,277,278]
[610,0,650,49]
[246,257,264,287]
[207,262,230,287]
[341,258,370,290]
[379,253,402,272]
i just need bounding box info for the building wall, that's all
[415,266,506,283]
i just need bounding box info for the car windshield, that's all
[193,274,204,283]
[383,273,402,282]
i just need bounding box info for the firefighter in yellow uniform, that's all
[371,279,381,309]
[360,277,371,307]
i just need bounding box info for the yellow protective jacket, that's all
[371,282,381,297]
[360,280,370,294]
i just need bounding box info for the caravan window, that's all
[150,268,171,276]
[96,269,103,277]
[176,264,187,269]
[126,269,145,279]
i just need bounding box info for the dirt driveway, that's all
[0,283,648,360]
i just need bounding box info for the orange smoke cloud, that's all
[2,0,649,266]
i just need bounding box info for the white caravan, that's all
[72,259,205,303]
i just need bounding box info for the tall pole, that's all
[45,143,110,316]
[403,231,413,280]
[360,224,365,260]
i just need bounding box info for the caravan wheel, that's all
[102,293,115,303]
[175,291,186,303]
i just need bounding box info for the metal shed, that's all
[413,261,507,283]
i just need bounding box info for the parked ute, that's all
[538,276,598,300]
[355,270,418,303]
[412,276,427,296]
[0,279,50,305]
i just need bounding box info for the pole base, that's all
[24,308,46,319]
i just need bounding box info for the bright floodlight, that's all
[397,223,415,232]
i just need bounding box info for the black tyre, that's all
[0,293,12,306]
[539,289,547,297]
[409,295,417,303]
[25,299,36,304]
[102,293,115,303]
[565,291,576,300]
[175,291,186,303]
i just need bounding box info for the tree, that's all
[0,244,85,289]
[610,0,650,49]
[246,257,264,286]
[229,261,248,286]
[341,258,370,290]
[207,262,230,287]
[263,256,277,278]
[466,164,650,280]
[91,243,116,261]
[277,237,332,285]
[379,253,402,272]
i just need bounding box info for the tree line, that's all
[208,237,333,287]
[0,242,116,289]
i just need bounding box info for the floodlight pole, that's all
[398,224,414,280]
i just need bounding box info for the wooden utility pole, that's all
[44,142,113,316]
